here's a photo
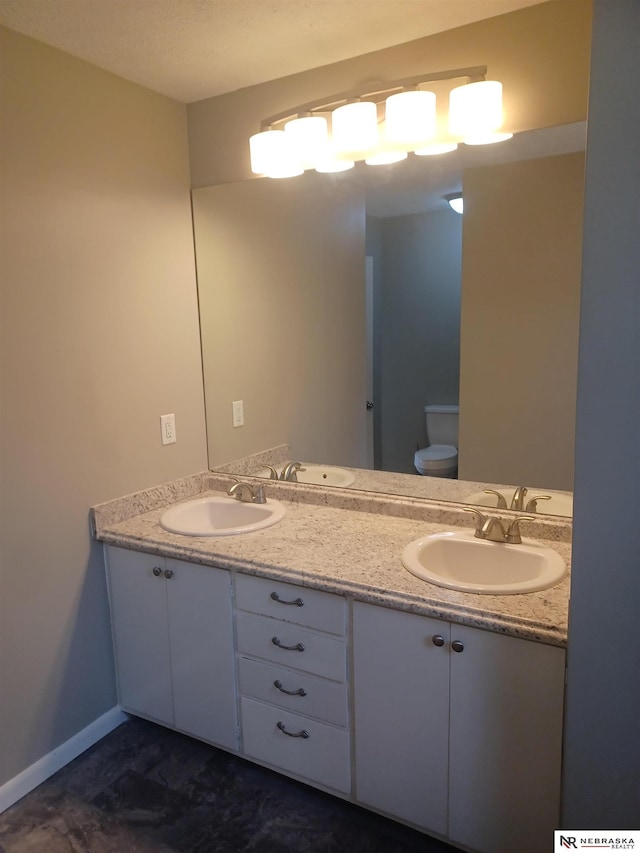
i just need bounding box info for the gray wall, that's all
[0,29,207,786]
[562,0,640,826]
[193,176,368,470]
[369,211,461,473]
[459,152,584,490]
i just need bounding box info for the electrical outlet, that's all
[160,413,176,445]
[232,400,244,428]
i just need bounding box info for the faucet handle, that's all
[252,483,267,504]
[464,507,487,538]
[525,495,552,513]
[483,489,508,509]
[505,515,536,544]
[262,465,279,480]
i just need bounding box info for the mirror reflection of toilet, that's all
[414,404,459,478]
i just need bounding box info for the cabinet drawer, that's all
[240,697,350,794]
[238,657,349,728]
[236,611,347,682]
[234,573,346,635]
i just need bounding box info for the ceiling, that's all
[0,0,546,103]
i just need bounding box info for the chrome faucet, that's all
[510,486,528,511]
[464,508,536,544]
[280,462,306,482]
[262,465,280,480]
[227,480,267,504]
[509,486,552,513]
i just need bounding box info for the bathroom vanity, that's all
[93,472,570,853]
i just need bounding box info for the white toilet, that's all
[414,404,459,478]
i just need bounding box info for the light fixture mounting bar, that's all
[260,65,488,130]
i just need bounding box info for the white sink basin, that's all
[402,530,567,594]
[295,465,356,487]
[465,488,573,517]
[256,464,356,488]
[160,496,285,537]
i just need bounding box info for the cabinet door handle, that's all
[164,569,174,580]
[432,634,445,647]
[152,566,162,577]
[271,636,305,652]
[451,640,464,653]
[274,679,307,697]
[270,591,304,607]
[277,721,309,739]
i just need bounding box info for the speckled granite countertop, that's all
[92,472,572,647]
[215,445,573,519]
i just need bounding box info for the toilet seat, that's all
[414,444,458,476]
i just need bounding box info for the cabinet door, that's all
[448,625,565,853]
[106,547,174,725]
[353,602,450,835]
[166,558,237,749]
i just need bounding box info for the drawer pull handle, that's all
[274,680,307,697]
[270,591,304,607]
[152,567,162,577]
[272,636,305,652]
[277,721,309,739]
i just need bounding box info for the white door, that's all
[106,547,174,725]
[353,601,450,835]
[166,559,238,749]
[448,625,565,853]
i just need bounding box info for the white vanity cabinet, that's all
[352,601,565,853]
[103,542,565,853]
[105,545,237,750]
[234,574,351,794]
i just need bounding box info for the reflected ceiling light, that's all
[445,193,464,214]
[449,80,513,145]
[249,65,511,179]
[384,90,436,150]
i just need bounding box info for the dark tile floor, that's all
[0,718,457,852]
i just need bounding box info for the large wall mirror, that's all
[191,4,589,518]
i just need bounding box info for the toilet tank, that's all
[425,404,459,446]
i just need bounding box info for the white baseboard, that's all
[0,706,128,814]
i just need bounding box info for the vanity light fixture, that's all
[249,65,512,179]
[445,193,464,214]
[449,80,513,145]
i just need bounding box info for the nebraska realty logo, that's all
[554,831,639,850]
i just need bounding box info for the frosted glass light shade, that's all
[365,151,408,166]
[385,90,436,150]
[447,194,464,214]
[449,80,509,144]
[414,141,459,156]
[462,131,513,146]
[249,129,303,178]
[331,101,378,160]
[284,116,329,170]
[315,157,355,174]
